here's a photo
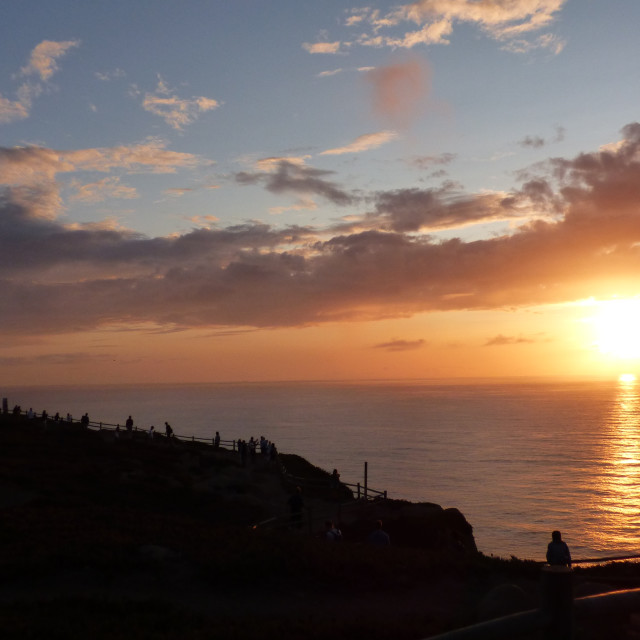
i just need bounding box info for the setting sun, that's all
[592,299,640,360]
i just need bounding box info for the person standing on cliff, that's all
[546,530,571,567]
[367,520,390,546]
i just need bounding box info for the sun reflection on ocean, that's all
[593,376,640,551]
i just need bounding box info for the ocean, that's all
[4,377,640,563]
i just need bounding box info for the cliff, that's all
[0,410,630,639]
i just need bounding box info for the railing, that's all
[6,406,388,503]
[425,569,640,640]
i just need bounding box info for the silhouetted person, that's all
[214,431,220,449]
[80,413,89,427]
[547,530,571,567]
[324,520,342,542]
[125,415,134,432]
[367,520,390,546]
[288,486,304,529]
[330,468,340,489]
[164,422,173,438]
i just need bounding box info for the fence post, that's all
[364,461,368,501]
[540,565,573,639]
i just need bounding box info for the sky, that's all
[2,0,640,386]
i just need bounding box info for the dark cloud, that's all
[365,183,519,232]
[236,160,354,206]
[409,153,457,170]
[519,135,545,149]
[3,122,640,335]
[518,126,566,149]
[373,339,426,351]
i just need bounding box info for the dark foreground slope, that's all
[0,413,636,639]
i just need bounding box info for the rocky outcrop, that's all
[339,498,478,553]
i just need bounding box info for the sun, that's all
[592,298,640,360]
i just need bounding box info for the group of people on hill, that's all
[236,435,279,466]
[17,406,81,425]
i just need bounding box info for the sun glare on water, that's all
[619,373,637,383]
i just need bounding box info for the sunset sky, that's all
[2,0,640,386]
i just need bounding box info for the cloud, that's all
[374,339,426,351]
[519,135,546,149]
[5,122,640,335]
[0,139,205,184]
[0,39,79,125]
[0,352,113,367]
[235,160,355,206]
[302,41,341,54]
[359,183,521,233]
[20,39,80,81]
[484,334,538,346]
[0,95,30,124]
[318,68,343,78]
[365,59,431,127]
[70,177,138,203]
[269,197,317,216]
[94,68,126,81]
[320,131,398,156]
[142,77,220,130]
[519,126,565,149]
[0,140,207,220]
[254,156,310,172]
[409,153,457,170]
[314,1,567,54]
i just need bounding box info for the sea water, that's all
[5,377,640,562]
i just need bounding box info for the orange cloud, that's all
[0,39,79,125]
[320,131,398,155]
[142,77,220,130]
[20,39,80,80]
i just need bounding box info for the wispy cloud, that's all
[374,339,426,351]
[0,39,79,124]
[518,126,566,149]
[485,334,541,346]
[20,39,80,81]
[141,76,220,130]
[320,131,398,156]
[308,1,567,55]
[70,177,138,203]
[302,41,342,54]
